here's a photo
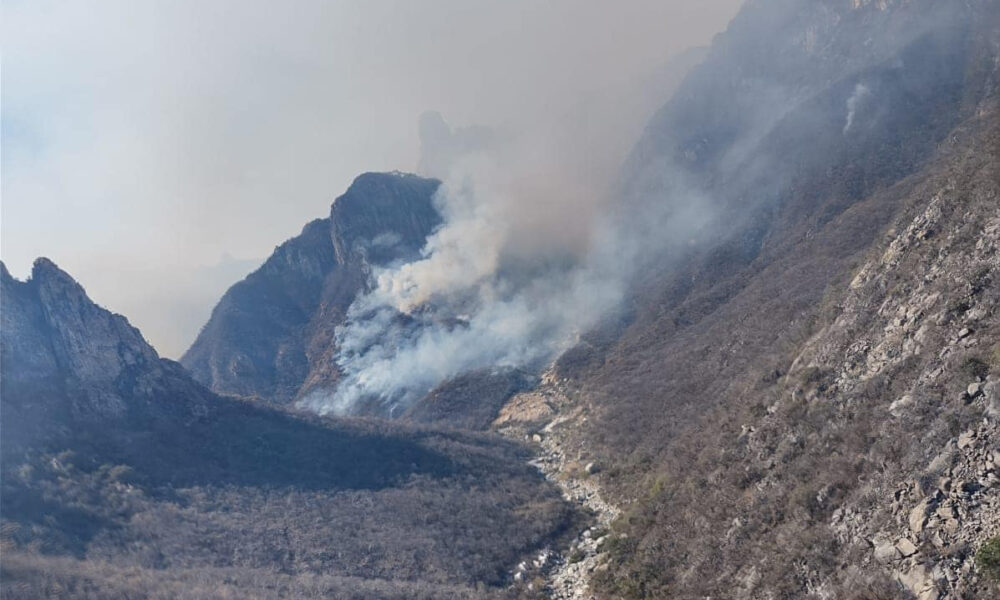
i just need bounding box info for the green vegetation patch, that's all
[976,537,1000,583]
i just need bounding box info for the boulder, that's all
[909,499,931,534]
[889,394,914,417]
[874,539,901,563]
[896,538,918,557]
[934,503,956,520]
[897,565,941,600]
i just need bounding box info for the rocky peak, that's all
[3,259,158,385]
[330,172,441,267]
[29,256,83,288]
[2,258,210,428]
[181,172,441,404]
[28,258,159,384]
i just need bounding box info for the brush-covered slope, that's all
[181,172,442,405]
[591,96,1000,600]
[0,259,579,599]
[580,0,999,481]
[521,0,1000,597]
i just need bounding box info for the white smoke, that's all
[296,129,716,416]
[843,83,871,134]
[298,159,627,415]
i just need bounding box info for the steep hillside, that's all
[0,260,580,599]
[181,172,441,405]
[584,0,999,472]
[589,99,1000,600]
[11,1,996,598]
[511,0,1000,597]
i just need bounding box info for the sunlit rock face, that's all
[3,258,158,394]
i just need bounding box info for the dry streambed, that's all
[494,380,620,599]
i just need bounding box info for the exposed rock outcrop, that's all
[1,258,214,450]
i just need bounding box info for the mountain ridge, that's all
[181,171,442,405]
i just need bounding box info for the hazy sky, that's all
[2,0,742,357]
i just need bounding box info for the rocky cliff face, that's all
[2,258,158,388]
[329,171,442,267]
[1,258,214,450]
[180,172,441,404]
[777,119,1000,598]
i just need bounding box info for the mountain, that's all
[8,1,1000,598]
[180,171,538,428]
[518,0,1000,597]
[181,172,442,405]
[0,259,580,599]
[583,0,998,460]
[166,0,1000,596]
[585,102,1000,600]
[175,1,1000,596]
[1,258,216,453]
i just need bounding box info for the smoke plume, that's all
[298,111,716,416]
[843,83,871,134]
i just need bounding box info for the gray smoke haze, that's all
[2,0,742,357]
[296,0,984,416]
[300,113,716,415]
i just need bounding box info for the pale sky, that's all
[2,0,743,357]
